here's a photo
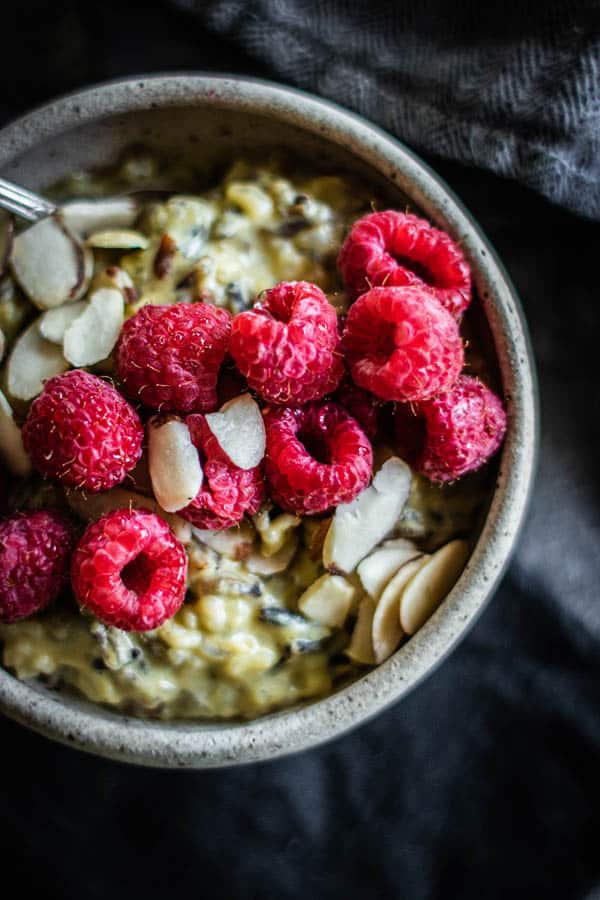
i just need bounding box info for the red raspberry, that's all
[341,286,463,403]
[0,510,74,623]
[230,281,344,405]
[333,378,381,440]
[70,509,187,631]
[178,415,265,530]
[395,375,507,482]
[22,370,143,493]
[338,210,471,319]
[264,402,373,515]
[116,302,232,414]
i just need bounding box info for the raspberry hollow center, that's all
[122,554,154,595]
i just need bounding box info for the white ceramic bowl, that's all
[0,75,537,767]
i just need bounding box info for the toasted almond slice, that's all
[86,228,149,250]
[0,327,5,363]
[39,301,87,345]
[357,540,422,600]
[92,266,137,304]
[63,288,124,367]
[298,573,356,628]
[372,556,427,663]
[148,416,203,513]
[65,486,192,544]
[0,388,31,477]
[400,540,470,635]
[204,394,266,470]
[0,212,14,278]
[323,457,412,574]
[61,197,138,236]
[192,521,256,560]
[10,215,92,309]
[245,535,299,575]
[346,596,376,665]
[7,319,69,401]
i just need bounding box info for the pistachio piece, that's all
[147,416,203,513]
[297,573,357,628]
[372,556,427,663]
[10,215,92,309]
[323,457,412,574]
[86,229,149,250]
[62,288,124,367]
[205,394,266,470]
[0,388,31,477]
[399,540,470,635]
[7,319,69,401]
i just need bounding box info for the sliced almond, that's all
[400,539,470,635]
[63,288,124,367]
[61,197,138,236]
[298,573,357,628]
[0,327,5,363]
[7,319,69,401]
[357,539,421,600]
[204,393,266,470]
[323,457,412,574]
[147,416,203,513]
[86,228,149,250]
[0,388,31,477]
[10,215,92,309]
[372,556,427,663]
[39,301,87,345]
[346,597,376,665]
[192,520,256,560]
[65,486,192,544]
[0,212,13,278]
[245,536,299,575]
[91,266,137,304]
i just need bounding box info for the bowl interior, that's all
[0,77,537,767]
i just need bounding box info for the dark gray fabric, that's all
[1,3,600,899]
[172,0,600,219]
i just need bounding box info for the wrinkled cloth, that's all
[1,3,600,899]
[172,0,600,219]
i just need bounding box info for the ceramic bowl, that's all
[0,74,537,767]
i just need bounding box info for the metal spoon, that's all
[0,177,57,223]
[0,176,173,224]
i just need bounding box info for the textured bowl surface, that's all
[0,75,537,767]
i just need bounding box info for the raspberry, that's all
[341,286,463,403]
[22,370,143,493]
[116,302,232,414]
[338,210,471,319]
[0,510,74,623]
[178,415,265,530]
[395,375,507,482]
[230,281,344,405]
[264,402,373,515]
[70,509,187,631]
[333,378,381,440]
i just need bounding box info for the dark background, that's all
[2,3,600,898]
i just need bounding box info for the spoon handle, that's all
[0,177,57,222]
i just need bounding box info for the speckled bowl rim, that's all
[0,74,538,768]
